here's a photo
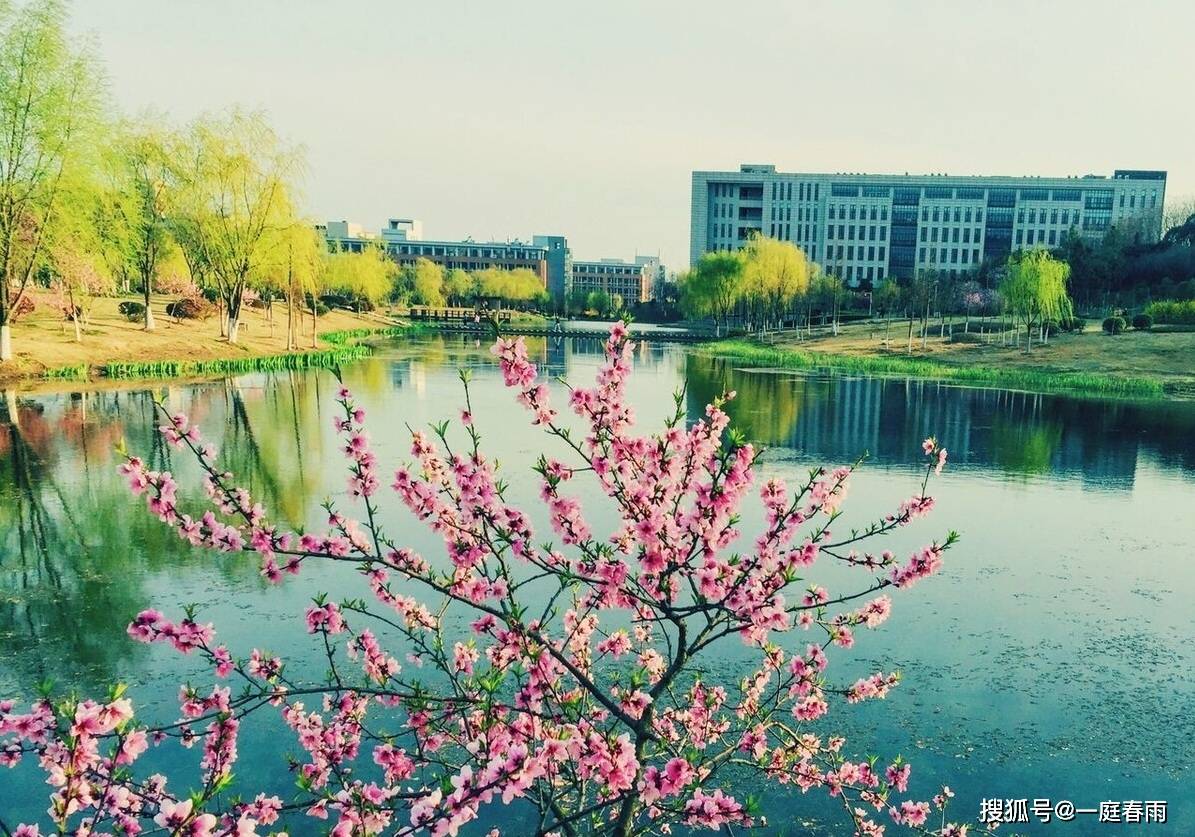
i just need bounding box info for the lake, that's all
[2,333,1193,832]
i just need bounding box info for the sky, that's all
[69,0,1195,270]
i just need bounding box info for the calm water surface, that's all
[2,334,1193,832]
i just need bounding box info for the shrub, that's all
[1042,319,1061,337]
[118,300,145,322]
[1143,299,1195,325]
[200,286,219,303]
[1102,316,1126,335]
[1066,316,1086,333]
[165,296,213,320]
[1131,313,1153,331]
[7,293,35,320]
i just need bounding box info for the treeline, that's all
[681,234,1077,353]
[0,1,496,363]
[391,259,546,309]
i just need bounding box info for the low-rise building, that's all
[571,258,654,304]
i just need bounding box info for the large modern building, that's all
[691,165,1167,286]
[571,258,655,304]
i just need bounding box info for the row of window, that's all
[393,244,544,260]
[1017,229,1061,246]
[827,224,890,243]
[919,247,982,265]
[921,226,982,244]
[921,206,986,224]
[768,182,822,202]
[1119,192,1158,210]
[1017,208,1074,225]
[827,245,888,262]
[829,204,890,222]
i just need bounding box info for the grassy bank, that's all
[702,339,1168,398]
[0,294,420,389]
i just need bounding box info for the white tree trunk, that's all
[144,305,156,331]
[0,324,11,362]
[228,317,240,344]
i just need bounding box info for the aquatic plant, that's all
[1,325,979,836]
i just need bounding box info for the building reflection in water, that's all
[683,354,1195,487]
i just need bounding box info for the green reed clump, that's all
[102,346,371,380]
[42,363,89,380]
[702,340,1166,398]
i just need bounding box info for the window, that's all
[933,208,940,222]
[963,228,971,244]
[878,246,886,260]
[931,228,938,243]
[952,228,960,243]
[1048,230,1057,245]
[962,249,970,264]
[953,208,961,223]
[1017,210,1025,223]
[849,225,856,238]
[951,248,959,263]
[920,228,927,242]
[880,228,887,241]
[965,208,972,223]
[1029,209,1037,224]
[868,246,875,260]
[881,207,888,221]
[1050,210,1058,224]
[919,247,927,262]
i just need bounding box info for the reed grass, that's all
[701,339,1167,398]
[102,345,373,380]
[42,363,89,380]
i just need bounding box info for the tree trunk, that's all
[906,317,914,354]
[227,295,243,344]
[143,277,155,332]
[0,323,11,362]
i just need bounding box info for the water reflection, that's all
[3,337,1195,830]
[684,354,1195,486]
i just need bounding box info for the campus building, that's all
[571,258,656,304]
[691,165,1167,286]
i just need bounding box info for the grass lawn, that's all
[705,320,1195,398]
[1,293,400,388]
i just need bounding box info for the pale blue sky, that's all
[70,0,1194,269]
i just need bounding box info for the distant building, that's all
[571,258,654,304]
[691,164,1167,286]
[322,218,567,290]
[388,239,550,286]
[323,220,377,252]
[532,235,571,300]
[381,218,423,243]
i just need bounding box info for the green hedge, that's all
[1144,299,1195,325]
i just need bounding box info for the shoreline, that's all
[698,338,1182,400]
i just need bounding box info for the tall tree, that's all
[741,235,810,331]
[680,251,744,335]
[999,250,1072,353]
[0,0,103,362]
[112,118,176,331]
[172,110,300,343]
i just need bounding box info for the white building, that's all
[691,165,1167,286]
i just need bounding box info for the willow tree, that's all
[266,223,323,350]
[108,118,177,331]
[741,235,809,332]
[680,250,744,335]
[0,0,103,362]
[999,249,1072,353]
[172,110,300,343]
